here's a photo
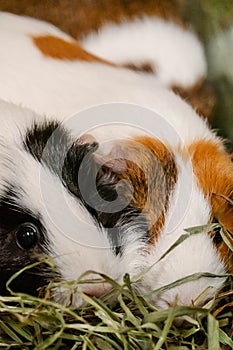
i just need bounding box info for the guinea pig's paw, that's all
[136,232,227,309]
[51,278,113,308]
[138,268,226,311]
[153,278,225,310]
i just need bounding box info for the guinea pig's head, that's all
[89,134,233,309]
[0,102,149,304]
[0,101,232,309]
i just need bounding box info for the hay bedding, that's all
[0,225,232,349]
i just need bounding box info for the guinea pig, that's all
[1,1,216,118]
[0,12,232,309]
[80,14,216,119]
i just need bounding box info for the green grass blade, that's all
[207,314,220,350]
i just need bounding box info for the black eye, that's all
[213,225,223,246]
[15,223,38,250]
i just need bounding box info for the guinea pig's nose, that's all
[83,283,112,298]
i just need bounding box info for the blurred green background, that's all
[183,0,233,151]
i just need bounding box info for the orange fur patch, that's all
[189,141,233,271]
[116,136,177,243]
[32,35,112,64]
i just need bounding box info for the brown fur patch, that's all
[1,0,185,39]
[172,78,216,120]
[122,62,155,74]
[32,35,112,64]
[115,136,177,243]
[189,141,233,271]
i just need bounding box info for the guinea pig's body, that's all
[0,0,216,117]
[0,12,232,308]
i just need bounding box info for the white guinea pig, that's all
[0,12,232,308]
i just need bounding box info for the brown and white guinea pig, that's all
[1,0,216,118]
[78,1,216,119]
[0,12,232,309]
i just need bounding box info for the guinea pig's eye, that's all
[212,222,223,246]
[15,223,38,250]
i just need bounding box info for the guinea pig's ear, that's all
[93,140,137,218]
[62,135,135,229]
[93,140,137,173]
[74,133,97,146]
[83,138,146,231]
[92,138,143,205]
[93,136,177,242]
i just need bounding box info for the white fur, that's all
[0,12,215,149]
[0,12,227,307]
[141,231,225,308]
[81,16,207,88]
[139,158,226,307]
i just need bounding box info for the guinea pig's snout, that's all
[82,283,112,298]
[159,295,205,310]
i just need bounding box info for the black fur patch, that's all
[24,120,60,161]
[63,142,149,254]
[0,188,54,296]
[24,120,101,220]
[24,120,73,177]
[24,121,149,256]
